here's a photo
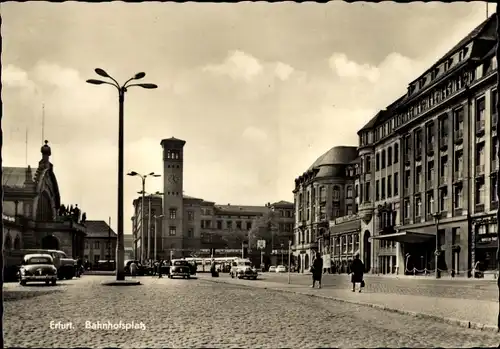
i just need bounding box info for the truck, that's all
[5,249,76,281]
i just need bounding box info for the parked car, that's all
[276,265,287,273]
[268,266,277,273]
[230,259,258,280]
[10,249,76,280]
[168,260,192,279]
[19,254,58,286]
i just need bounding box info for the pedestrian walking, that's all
[310,252,323,289]
[349,254,365,292]
[130,261,138,278]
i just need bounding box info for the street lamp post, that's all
[430,197,441,279]
[127,172,161,262]
[87,69,157,281]
[142,190,163,260]
[153,214,165,261]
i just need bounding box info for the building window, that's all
[476,96,486,123]
[426,192,434,215]
[476,182,485,205]
[187,211,194,221]
[381,178,386,199]
[217,220,222,229]
[333,186,340,201]
[169,226,176,236]
[85,241,89,249]
[364,182,371,201]
[454,187,463,209]
[381,150,386,169]
[346,204,353,216]
[187,229,194,238]
[227,221,233,229]
[426,122,435,145]
[387,175,392,198]
[387,147,393,166]
[415,196,422,217]
[366,156,371,172]
[355,185,359,198]
[491,175,498,202]
[94,241,100,249]
[427,161,435,183]
[319,205,326,221]
[375,180,380,201]
[319,187,327,202]
[169,208,177,220]
[236,221,242,230]
[346,186,353,198]
[404,199,410,219]
[394,172,399,196]
[394,143,399,163]
[246,221,252,230]
[376,153,380,171]
[439,188,448,212]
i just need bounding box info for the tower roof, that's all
[160,137,186,148]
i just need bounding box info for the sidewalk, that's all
[199,275,500,332]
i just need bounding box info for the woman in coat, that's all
[350,254,365,292]
[310,252,323,289]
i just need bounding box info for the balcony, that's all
[492,160,499,172]
[426,143,434,156]
[475,203,485,213]
[439,175,448,187]
[454,129,464,144]
[476,119,486,136]
[476,164,485,176]
[439,135,448,150]
[415,182,422,192]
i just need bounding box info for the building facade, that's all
[131,137,294,261]
[292,146,358,272]
[293,15,499,276]
[83,220,117,265]
[3,141,86,259]
[132,194,162,261]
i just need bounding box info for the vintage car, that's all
[230,259,258,280]
[124,260,146,276]
[7,249,76,281]
[19,254,58,286]
[168,260,192,279]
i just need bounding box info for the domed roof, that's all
[308,146,358,170]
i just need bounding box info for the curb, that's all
[201,278,499,333]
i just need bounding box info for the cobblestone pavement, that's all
[256,272,499,301]
[3,275,500,348]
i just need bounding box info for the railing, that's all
[454,129,464,142]
[476,164,485,175]
[476,119,485,134]
[439,136,448,149]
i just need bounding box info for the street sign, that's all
[257,240,266,249]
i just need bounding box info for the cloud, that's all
[274,62,294,81]
[242,126,268,143]
[3,64,36,90]
[203,50,264,82]
[329,53,380,83]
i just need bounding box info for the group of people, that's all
[58,204,86,224]
[310,252,366,292]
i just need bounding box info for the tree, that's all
[218,228,249,249]
[248,210,281,252]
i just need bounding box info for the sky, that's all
[1,2,493,233]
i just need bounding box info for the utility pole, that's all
[108,216,112,261]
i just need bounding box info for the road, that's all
[256,272,499,301]
[4,275,499,348]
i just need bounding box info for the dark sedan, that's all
[168,260,191,279]
[124,260,146,276]
[19,254,58,286]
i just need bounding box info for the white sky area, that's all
[1,2,493,233]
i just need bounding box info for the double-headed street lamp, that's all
[87,68,157,281]
[127,170,161,261]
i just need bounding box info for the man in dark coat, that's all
[310,252,323,289]
[350,254,365,292]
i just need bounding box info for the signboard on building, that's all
[257,240,266,249]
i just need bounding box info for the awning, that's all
[370,231,435,244]
[330,219,361,235]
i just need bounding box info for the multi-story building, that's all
[132,137,294,261]
[132,194,162,261]
[356,14,498,275]
[292,146,358,272]
[83,220,117,265]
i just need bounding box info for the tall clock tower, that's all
[161,137,186,258]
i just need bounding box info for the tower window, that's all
[169,208,177,219]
